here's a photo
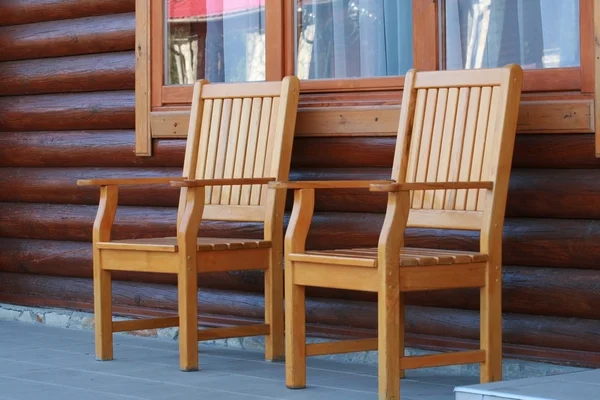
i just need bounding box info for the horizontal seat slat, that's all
[97,237,271,252]
[290,247,487,268]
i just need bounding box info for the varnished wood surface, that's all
[2,202,600,270]
[0,92,134,131]
[0,0,135,26]
[0,272,599,367]
[0,3,598,370]
[0,52,134,96]
[3,132,600,172]
[3,133,600,170]
[2,238,599,320]
[0,12,135,62]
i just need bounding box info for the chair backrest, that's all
[177,77,300,225]
[392,65,523,240]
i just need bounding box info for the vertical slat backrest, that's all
[392,66,523,232]
[176,77,300,225]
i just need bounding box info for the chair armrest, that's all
[269,180,394,190]
[170,177,276,188]
[77,177,184,186]
[370,181,494,192]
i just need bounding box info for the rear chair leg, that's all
[480,261,503,383]
[285,263,306,389]
[94,255,113,361]
[265,249,284,361]
[178,261,199,371]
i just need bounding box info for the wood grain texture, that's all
[0,13,135,62]
[0,273,599,367]
[1,203,600,270]
[0,132,183,168]
[513,134,600,168]
[0,52,134,96]
[0,0,135,26]
[150,99,594,139]
[0,91,134,131]
[4,134,599,170]
[1,239,599,320]
[0,1,597,372]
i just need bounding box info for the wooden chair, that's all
[271,66,523,399]
[77,76,300,371]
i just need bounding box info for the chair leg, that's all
[94,262,113,361]
[285,263,306,389]
[177,263,198,371]
[480,261,503,383]
[378,283,401,399]
[265,250,284,361]
[399,293,405,379]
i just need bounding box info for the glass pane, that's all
[165,0,266,85]
[295,0,413,79]
[444,0,580,70]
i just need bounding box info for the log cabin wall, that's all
[0,0,599,369]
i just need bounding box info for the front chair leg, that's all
[177,260,199,371]
[285,263,306,389]
[265,249,284,361]
[94,261,114,361]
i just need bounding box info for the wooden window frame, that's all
[136,0,596,156]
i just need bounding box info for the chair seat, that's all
[289,247,487,267]
[97,237,271,253]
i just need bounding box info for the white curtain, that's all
[445,0,580,70]
[297,0,413,79]
[206,8,265,82]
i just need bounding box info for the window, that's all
[444,0,580,70]
[166,0,266,84]
[440,0,590,92]
[295,0,413,79]
[135,0,595,156]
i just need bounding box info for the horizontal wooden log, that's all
[0,13,134,62]
[1,203,600,270]
[0,91,134,131]
[291,137,395,168]
[293,135,600,170]
[0,132,182,168]
[514,134,600,169]
[2,166,599,219]
[1,133,596,170]
[0,167,181,206]
[0,0,135,27]
[1,273,598,367]
[507,169,600,219]
[0,52,134,96]
[2,239,599,320]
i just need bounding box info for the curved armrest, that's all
[269,180,394,190]
[170,177,275,188]
[78,177,184,186]
[370,181,494,192]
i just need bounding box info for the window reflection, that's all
[444,0,580,70]
[166,0,266,85]
[295,0,413,79]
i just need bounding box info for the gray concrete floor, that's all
[0,320,477,399]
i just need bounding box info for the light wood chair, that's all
[271,66,523,399]
[78,76,300,371]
